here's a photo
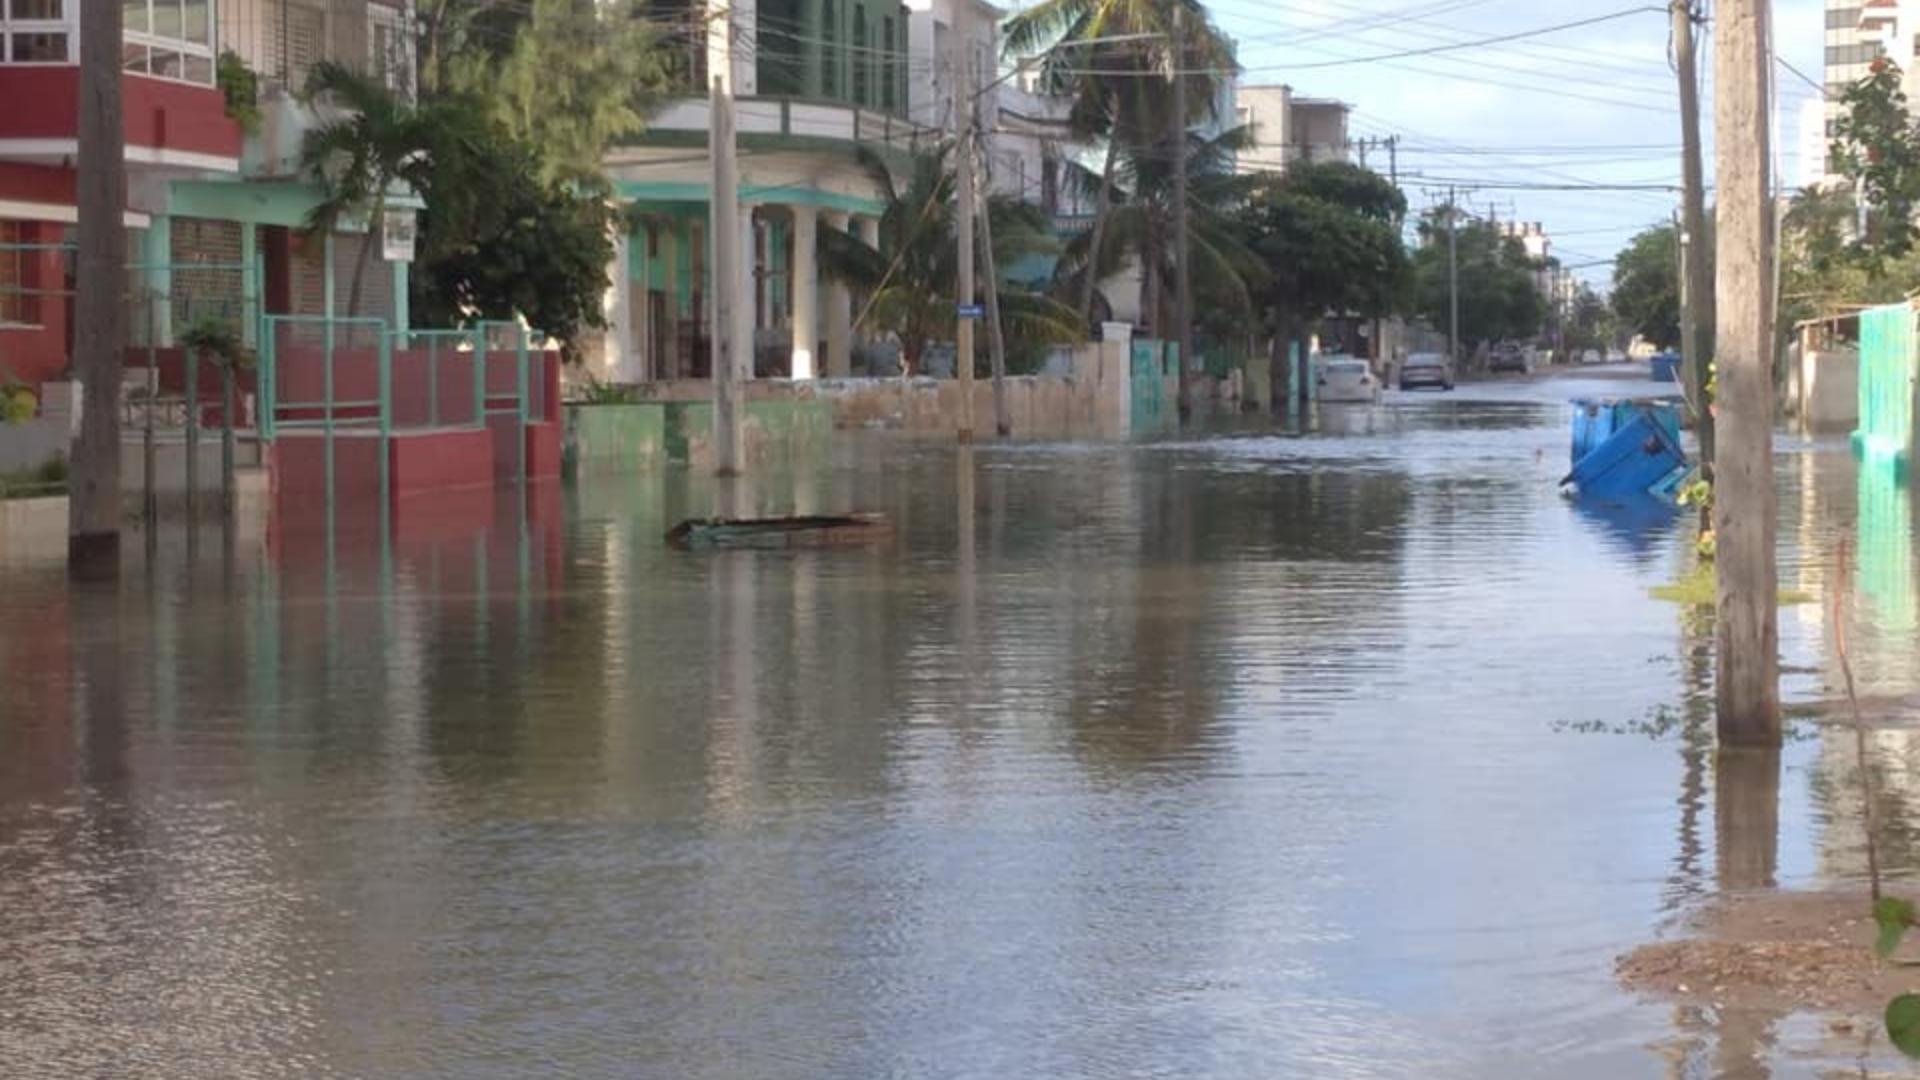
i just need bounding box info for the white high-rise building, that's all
[1810,1,1888,186]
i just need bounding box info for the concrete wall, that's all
[563,399,835,472]
[0,467,271,566]
[605,327,1140,439]
[1800,346,1860,432]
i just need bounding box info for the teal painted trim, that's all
[613,179,883,216]
[165,178,425,228]
[240,222,258,348]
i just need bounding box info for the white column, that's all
[789,206,819,380]
[607,228,634,381]
[823,210,851,377]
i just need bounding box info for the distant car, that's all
[1317,356,1381,403]
[1489,344,1529,373]
[1399,351,1454,391]
[1581,348,1602,365]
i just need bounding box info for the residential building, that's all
[1807,0,1887,187]
[602,0,936,382]
[0,0,418,388]
[1232,84,1350,175]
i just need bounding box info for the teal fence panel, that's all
[1131,338,1170,431]
[1856,303,1916,469]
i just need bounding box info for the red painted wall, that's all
[0,68,241,159]
[390,426,494,497]
[0,219,71,386]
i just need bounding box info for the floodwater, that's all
[1,368,1915,1078]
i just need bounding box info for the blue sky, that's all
[1198,0,1829,289]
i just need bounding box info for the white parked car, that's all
[1316,356,1381,403]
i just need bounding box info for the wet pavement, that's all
[0,366,1915,1077]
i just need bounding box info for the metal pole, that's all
[1447,186,1460,365]
[953,0,976,443]
[1171,6,1195,424]
[1712,0,1779,745]
[186,346,199,522]
[1674,0,1715,465]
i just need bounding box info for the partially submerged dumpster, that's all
[1563,398,1690,502]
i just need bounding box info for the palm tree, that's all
[299,61,436,320]
[1055,122,1265,341]
[1004,0,1238,330]
[819,145,1082,376]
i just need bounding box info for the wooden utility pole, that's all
[710,65,745,476]
[71,0,127,576]
[973,137,1011,437]
[952,0,977,443]
[1171,6,1195,423]
[1672,0,1715,465]
[1712,0,1779,746]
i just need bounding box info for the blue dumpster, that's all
[1563,406,1690,502]
[1649,352,1681,382]
[1570,398,1683,467]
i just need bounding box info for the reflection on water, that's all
[5,377,1920,1077]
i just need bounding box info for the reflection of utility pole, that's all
[1672,0,1715,465]
[1713,0,1779,745]
[1447,186,1460,364]
[953,0,977,443]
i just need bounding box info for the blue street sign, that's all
[956,303,985,319]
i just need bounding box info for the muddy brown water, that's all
[1,369,1914,1077]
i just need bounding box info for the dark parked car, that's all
[1399,352,1454,391]
[1488,344,1529,373]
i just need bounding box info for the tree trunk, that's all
[1141,224,1160,340]
[70,0,127,576]
[1079,140,1117,330]
[345,197,383,319]
[1711,0,1779,746]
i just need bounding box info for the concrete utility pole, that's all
[952,0,977,443]
[71,0,127,576]
[1712,0,1779,746]
[1171,5,1195,423]
[710,65,746,476]
[1672,0,1715,466]
[1447,186,1460,364]
[973,137,1012,436]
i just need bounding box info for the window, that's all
[1825,41,1884,66]
[880,15,894,110]
[851,5,866,105]
[368,5,410,98]
[123,0,215,83]
[1828,6,1860,29]
[821,0,837,96]
[0,221,39,326]
[2,0,69,62]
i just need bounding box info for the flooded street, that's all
[1,368,1913,1077]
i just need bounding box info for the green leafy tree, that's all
[1609,224,1683,349]
[1412,211,1545,350]
[818,146,1081,375]
[441,0,668,187]
[1237,161,1409,346]
[1832,57,1920,261]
